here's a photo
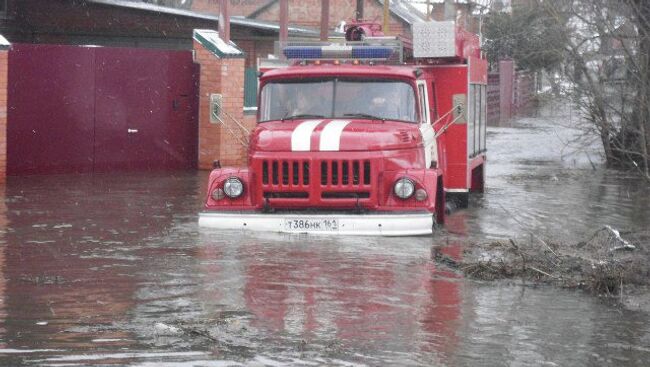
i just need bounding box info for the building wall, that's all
[0,49,6,182]
[234,38,275,68]
[192,0,266,16]
[2,0,273,48]
[194,39,253,168]
[430,3,480,34]
[3,0,216,48]
[193,0,412,37]
[253,0,410,37]
[0,1,19,36]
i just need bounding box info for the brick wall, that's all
[430,3,479,34]
[487,72,500,125]
[253,0,410,37]
[194,0,412,37]
[217,58,248,167]
[358,0,410,37]
[0,50,6,183]
[243,114,257,126]
[234,38,275,68]
[192,0,265,16]
[194,39,254,169]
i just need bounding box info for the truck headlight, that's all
[223,177,244,198]
[394,177,415,199]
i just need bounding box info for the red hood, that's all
[250,119,422,152]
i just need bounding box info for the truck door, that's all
[417,81,436,168]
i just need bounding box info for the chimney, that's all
[218,0,230,42]
[279,0,289,44]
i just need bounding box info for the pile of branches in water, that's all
[436,227,650,297]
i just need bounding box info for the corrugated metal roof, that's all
[375,0,427,25]
[86,0,322,37]
[243,0,426,28]
[231,16,330,37]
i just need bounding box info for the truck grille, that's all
[259,159,373,202]
[262,160,309,186]
[320,160,371,186]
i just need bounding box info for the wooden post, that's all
[383,0,390,35]
[356,0,363,21]
[499,60,515,122]
[279,0,289,44]
[218,0,230,42]
[320,0,330,41]
[444,0,455,21]
[0,36,8,183]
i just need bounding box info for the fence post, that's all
[499,59,515,122]
[0,35,9,183]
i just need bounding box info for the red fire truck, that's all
[199,21,487,236]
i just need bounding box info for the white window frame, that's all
[416,80,430,125]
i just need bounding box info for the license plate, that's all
[284,218,339,232]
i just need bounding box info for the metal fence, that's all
[487,72,501,125]
[486,60,536,125]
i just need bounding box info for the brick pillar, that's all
[216,58,246,166]
[499,59,515,123]
[193,30,248,169]
[0,40,8,183]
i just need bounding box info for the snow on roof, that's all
[245,0,424,29]
[231,16,324,37]
[193,29,244,58]
[0,35,10,49]
[87,0,321,37]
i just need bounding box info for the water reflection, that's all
[471,114,650,242]
[0,110,649,365]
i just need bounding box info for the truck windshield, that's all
[259,78,417,123]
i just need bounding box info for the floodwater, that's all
[1,107,650,366]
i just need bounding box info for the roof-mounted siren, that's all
[413,21,480,62]
[344,21,384,41]
[281,20,403,63]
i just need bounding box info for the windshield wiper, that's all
[281,113,326,121]
[343,113,385,121]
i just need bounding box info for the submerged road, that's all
[1,107,650,366]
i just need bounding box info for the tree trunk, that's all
[632,0,650,175]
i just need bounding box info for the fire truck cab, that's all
[199,21,487,236]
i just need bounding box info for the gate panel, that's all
[94,48,198,172]
[8,44,95,175]
[8,44,198,175]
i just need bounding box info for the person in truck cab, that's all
[368,84,414,122]
[289,92,314,117]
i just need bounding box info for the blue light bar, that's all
[283,45,394,60]
[351,46,393,59]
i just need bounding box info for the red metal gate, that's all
[7,44,198,175]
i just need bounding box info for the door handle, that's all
[128,129,139,134]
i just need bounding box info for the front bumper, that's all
[198,211,434,236]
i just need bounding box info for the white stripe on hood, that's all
[291,120,323,151]
[319,120,351,151]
